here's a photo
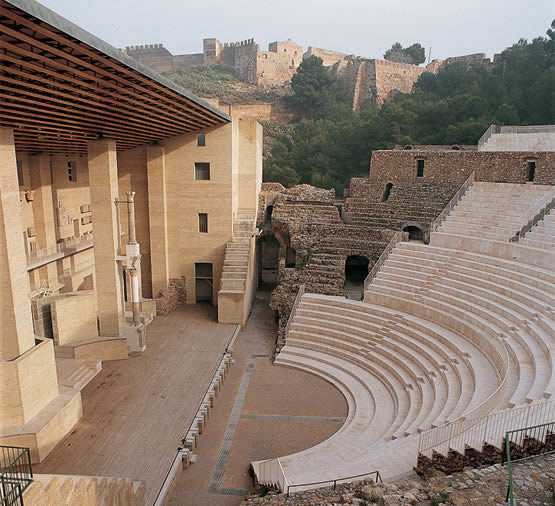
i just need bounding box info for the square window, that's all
[197,133,206,147]
[198,213,208,233]
[416,159,424,177]
[194,162,210,180]
[67,161,77,182]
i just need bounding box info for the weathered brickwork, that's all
[344,178,460,241]
[154,276,186,316]
[125,38,302,88]
[370,150,555,185]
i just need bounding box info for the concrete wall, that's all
[370,150,555,185]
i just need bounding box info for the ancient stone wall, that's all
[124,44,175,73]
[374,59,428,106]
[304,46,347,66]
[370,150,555,185]
[257,40,303,88]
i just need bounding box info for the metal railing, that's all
[286,470,382,497]
[510,195,555,243]
[505,420,555,505]
[363,232,404,291]
[419,400,554,459]
[284,284,305,342]
[429,171,475,236]
[0,446,33,506]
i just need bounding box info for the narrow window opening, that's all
[194,162,210,180]
[285,246,296,268]
[527,161,536,182]
[197,134,206,147]
[381,183,393,202]
[416,159,424,177]
[198,213,208,233]
[67,161,77,182]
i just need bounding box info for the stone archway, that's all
[344,255,369,300]
[403,225,424,241]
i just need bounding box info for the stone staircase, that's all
[252,181,555,492]
[438,182,555,242]
[56,358,102,391]
[23,473,145,505]
[519,210,555,250]
[220,209,256,293]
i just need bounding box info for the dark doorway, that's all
[403,225,424,241]
[285,245,296,268]
[527,161,536,182]
[263,205,273,231]
[260,235,280,286]
[195,262,213,303]
[344,255,369,300]
[381,183,393,202]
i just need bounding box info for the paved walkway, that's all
[35,304,236,505]
[168,289,347,505]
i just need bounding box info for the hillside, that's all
[164,65,288,105]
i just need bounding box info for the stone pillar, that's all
[30,154,58,284]
[0,128,36,360]
[147,145,169,297]
[88,139,122,336]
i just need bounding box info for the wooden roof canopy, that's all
[0,0,231,154]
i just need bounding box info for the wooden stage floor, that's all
[35,304,237,505]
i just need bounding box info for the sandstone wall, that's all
[370,150,555,185]
[304,46,347,66]
[124,44,174,73]
[374,59,428,106]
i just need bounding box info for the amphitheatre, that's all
[0,0,553,505]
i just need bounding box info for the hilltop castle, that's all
[124,39,494,109]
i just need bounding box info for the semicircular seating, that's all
[252,182,555,492]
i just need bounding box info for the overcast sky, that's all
[39,0,554,62]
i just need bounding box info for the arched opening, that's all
[260,234,280,287]
[403,225,424,241]
[451,145,461,150]
[344,255,369,300]
[263,205,274,231]
[381,182,393,202]
[403,145,413,150]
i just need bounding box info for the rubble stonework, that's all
[263,184,396,351]
[242,454,555,505]
[154,276,186,316]
[370,150,555,185]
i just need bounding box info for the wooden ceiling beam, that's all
[0,4,225,124]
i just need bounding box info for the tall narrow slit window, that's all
[67,161,77,182]
[198,213,208,233]
[194,162,210,180]
[197,134,206,147]
[416,159,425,178]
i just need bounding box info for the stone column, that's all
[0,128,36,360]
[147,145,169,297]
[30,154,58,284]
[88,139,122,336]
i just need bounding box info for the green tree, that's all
[384,42,426,65]
[285,56,351,120]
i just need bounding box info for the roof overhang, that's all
[0,0,231,154]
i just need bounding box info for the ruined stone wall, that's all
[344,178,460,241]
[370,150,555,185]
[221,40,259,83]
[124,44,175,73]
[257,40,303,88]
[304,46,347,66]
[374,59,428,106]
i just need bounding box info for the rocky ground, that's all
[242,453,554,505]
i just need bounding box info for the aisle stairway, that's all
[437,182,555,242]
[252,181,555,492]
